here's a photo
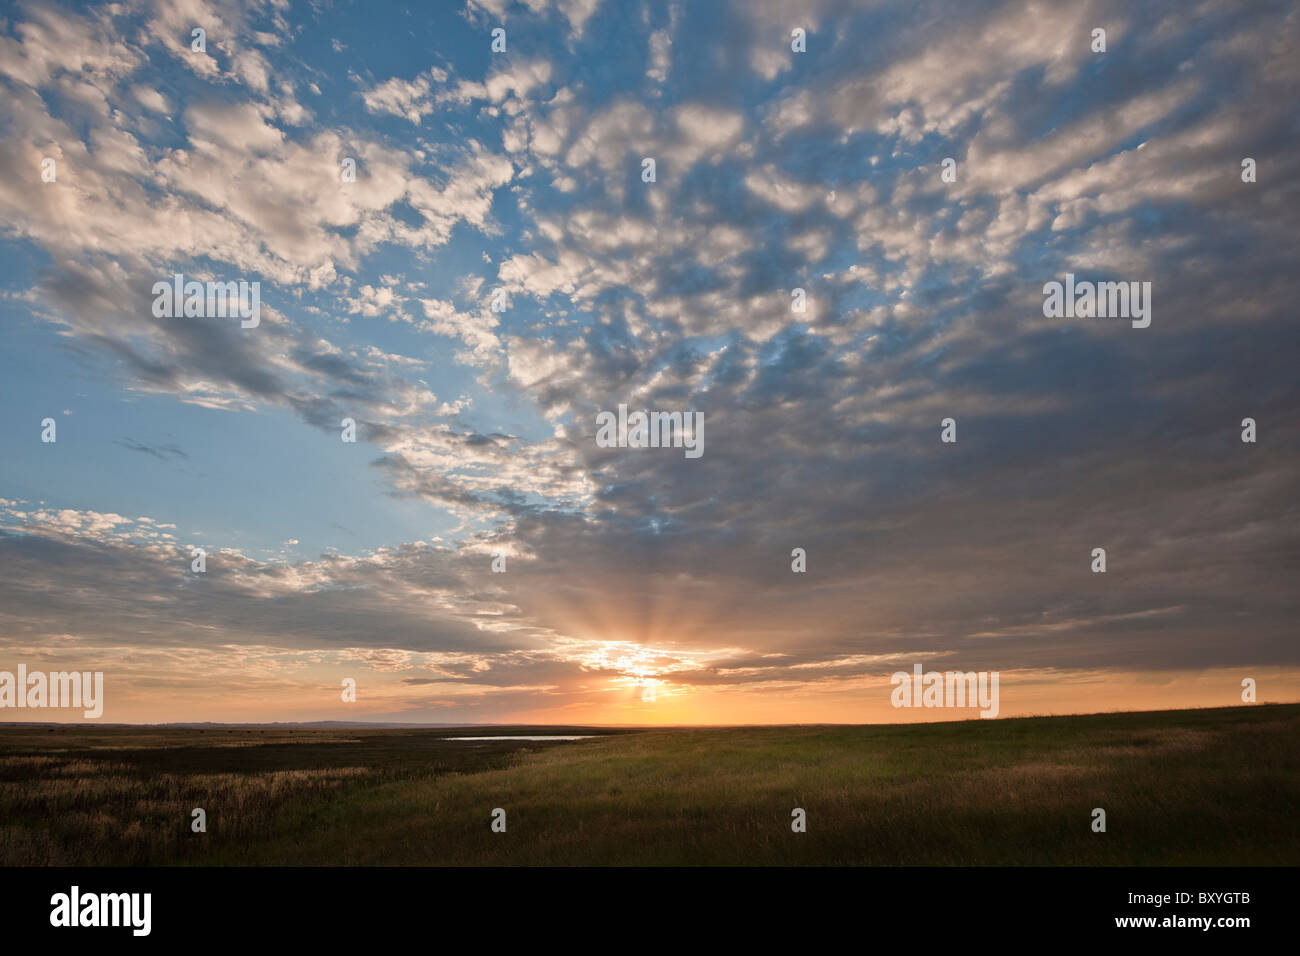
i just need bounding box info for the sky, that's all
[0,0,1297,725]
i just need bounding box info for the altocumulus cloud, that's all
[0,0,1297,722]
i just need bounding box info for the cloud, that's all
[114,438,190,461]
[1,0,1298,721]
[360,67,450,123]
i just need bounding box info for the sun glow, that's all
[576,640,708,703]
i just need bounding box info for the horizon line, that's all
[3,700,1297,730]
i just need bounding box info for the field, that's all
[2,703,1298,866]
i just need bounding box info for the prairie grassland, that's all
[1,705,1297,866]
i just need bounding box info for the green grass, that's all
[2,704,1298,865]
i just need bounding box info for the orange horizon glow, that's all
[4,659,1297,727]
